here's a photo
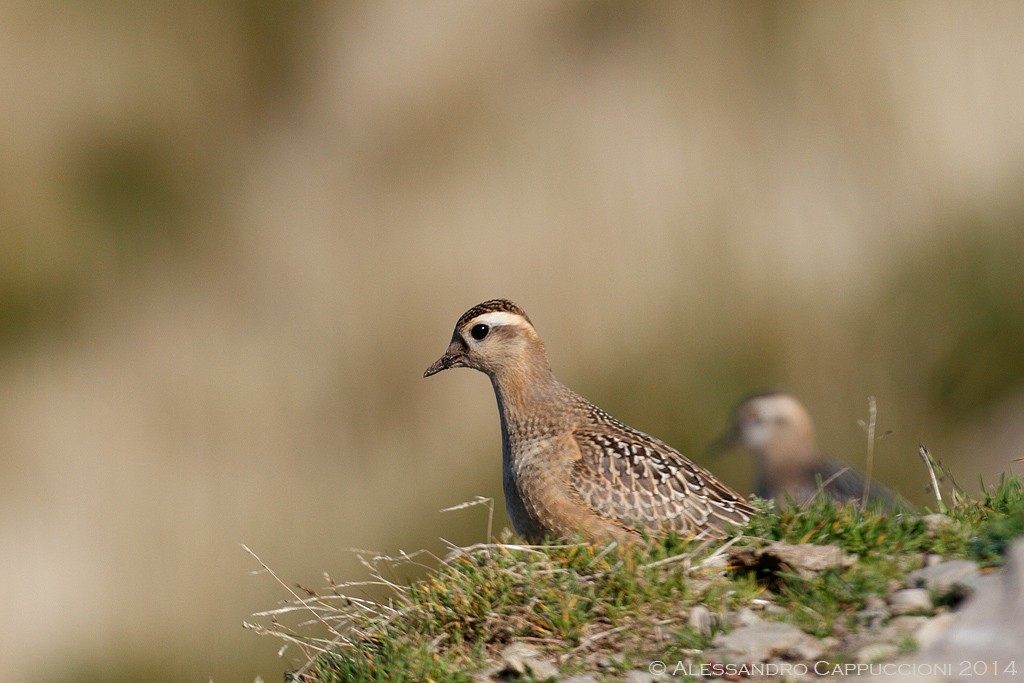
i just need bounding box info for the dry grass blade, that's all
[918,444,945,512]
[441,495,496,540]
[860,396,877,511]
[241,544,343,639]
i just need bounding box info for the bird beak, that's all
[423,341,466,377]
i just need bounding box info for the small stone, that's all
[889,588,933,615]
[914,612,957,650]
[783,635,826,661]
[881,615,930,639]
[562,676,600,683]
[712,622,805,662]
[855,597,889,628]
[765,541,857,573]
[499,642,557,680]
[734,607,762,627]
[526,659,557,681]
[907,559,980,597]
[925,553,944,567]
[730,542,856,579]
[856,642,900,663]
[864,595,887,611]
[500,643,532,675]
[688,605,713,637]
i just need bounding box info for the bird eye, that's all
[470,324,489,340]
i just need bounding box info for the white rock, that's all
[889,588,933,614]
[907,559,980,596]
[712,622,806,662]
[688,604,713,637]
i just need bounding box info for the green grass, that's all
[967,475,1024,564]
[249,475,1024,682]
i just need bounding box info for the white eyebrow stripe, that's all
[470,311,529,328]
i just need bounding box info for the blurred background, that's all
[2,1,1023,680]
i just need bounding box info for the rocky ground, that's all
[478,536,1022,682]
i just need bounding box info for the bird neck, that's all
[756,436,821,488]
[489,354,573,438]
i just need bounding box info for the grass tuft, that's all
[248,474,1024,681]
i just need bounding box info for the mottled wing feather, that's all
[569,405,752,537]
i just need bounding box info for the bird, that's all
[423,298,753,544]
[712,390,904,510]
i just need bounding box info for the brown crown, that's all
[455,299,532,328]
